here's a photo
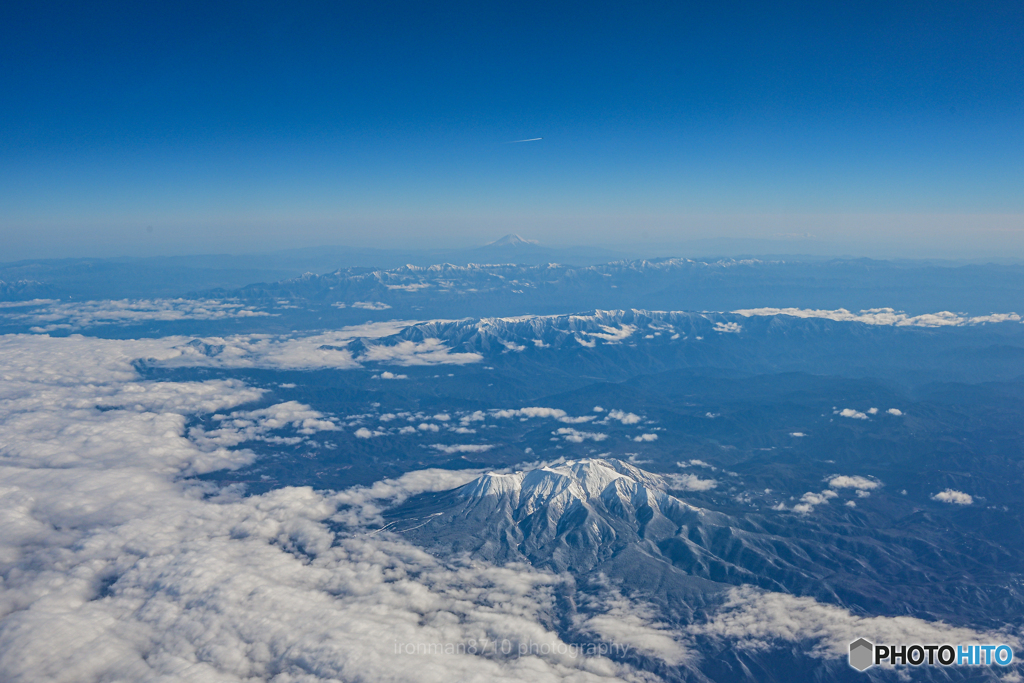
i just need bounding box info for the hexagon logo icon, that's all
[849,638,874,671]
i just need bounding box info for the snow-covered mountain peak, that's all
[457,458,673,521]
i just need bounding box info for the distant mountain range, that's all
[210,257,1024,320]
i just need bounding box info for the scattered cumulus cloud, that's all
[553,428,608,443]
[713,322,741,334]
[374,371,409,379]
[677,460,715,470]
[827,475,881,491]
[190,401,339,448]
[932,489,974,505]
[607,410,642,425]
[430,444,495,454]
[786,490,839,514]
[664,474,718,491]
[836,408,868,420]
[586,324,636,343]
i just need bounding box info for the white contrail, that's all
[507,137,542,143]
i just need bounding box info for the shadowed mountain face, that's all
[391,459,702,573]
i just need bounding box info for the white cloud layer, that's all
[2,298,270,332]
[126,324,482,371]
[0,334,654,682]
[733,307,1022,328]
[690,586,1017,659]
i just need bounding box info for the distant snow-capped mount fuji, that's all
[482,233,539,247]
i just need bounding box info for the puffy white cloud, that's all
[664,474,717,491]
[677,459,715,470]
[712,322,741,334]
[691,586,1016,658]
[789,432,806,437]
[332,468,484,527]
[459,411,487,425]
[559,415,597,424]
[607,410,642,425]
[552,428,607,443]
[787,490,839,514]
[491,407,596,424]
[586,324,636,343]
[632,434,658,442]
[887,408,903,416]
[351,301,392,310]
[429,444,495,454]
[932,489,974,505]
[732,307,1022,328]
[190,401,339,449]
[826,475,881,491]
[375,371,409,379]
[836,408,868,420]
[493,407,567,420]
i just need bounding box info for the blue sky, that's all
[1,0,1022,258]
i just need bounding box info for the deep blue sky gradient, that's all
[1,1,1022,257]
